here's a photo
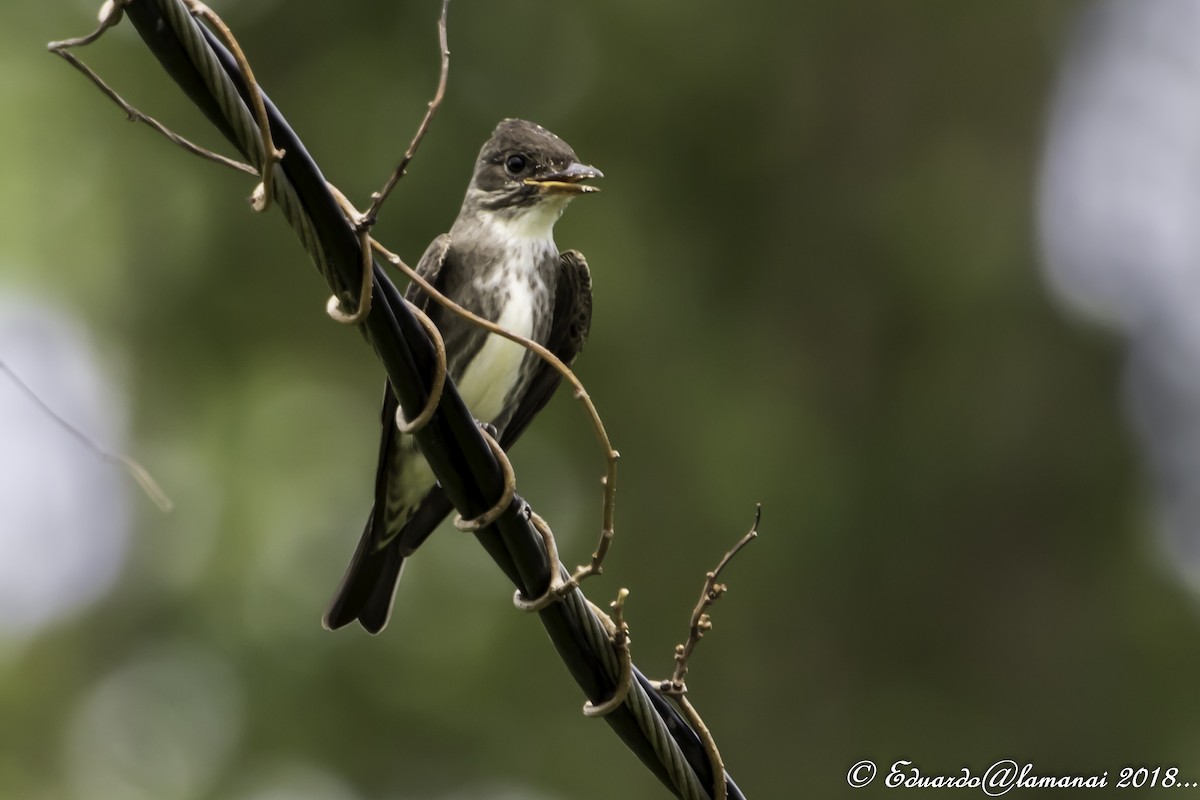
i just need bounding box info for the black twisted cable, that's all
[118,2,745,796]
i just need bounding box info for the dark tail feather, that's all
[323,513,407,634]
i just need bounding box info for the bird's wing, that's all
[372,233,453,546]
[499,248,593,447]
[403,233,453,308]
[322,234,453,633]
[324,246,593,632]
[392,248,593,556]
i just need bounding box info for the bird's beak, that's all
[525,162,603,194]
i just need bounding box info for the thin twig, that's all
[0,360,173,513]
[359,0,451,230]
[371,237,620,590]
[323,226,375,324]
[583,588,633,717]
[47,0,129,49]
[453,426,516,532]
[390,304,449,433]
[183,0,286,210]
[325,186,451,429]
[675,694,726,800]
[320,0,450,321]
[667,505,761,689]
[653,505,760,800]
[512,510,566,611]
[322,183,377,324]
[47,47,256,176]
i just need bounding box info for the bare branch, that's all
[47,43,255,176]
[583,588,633,717]
[653,505,760,800]
[666,504,761,690]
[0,360,173,513]
[390,305,449,433]
[321,183,376,324]
[512,510,566,611]
[359,0,452,229]
[321,0,449,321]
[183,0,286,210]
[675,693,726,800]
[453,426,516,532]
[47,0,129,51]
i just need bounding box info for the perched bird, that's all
[324,119,600,634]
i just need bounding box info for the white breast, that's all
[449,206,560,424]
[454,273,538,425]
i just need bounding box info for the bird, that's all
[323,119,600,634]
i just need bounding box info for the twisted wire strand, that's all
[124,2,738,796]
[154,0,344,299]
[559,577,708,797]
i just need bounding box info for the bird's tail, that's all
[322,511,407,635]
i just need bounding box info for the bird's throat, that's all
[481,196,569,242]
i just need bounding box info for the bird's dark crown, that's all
[467,119,599,210]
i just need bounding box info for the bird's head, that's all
[464,119,602,228]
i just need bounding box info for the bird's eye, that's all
[504,154,527,174]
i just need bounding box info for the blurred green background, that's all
[4,1,1197,798]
